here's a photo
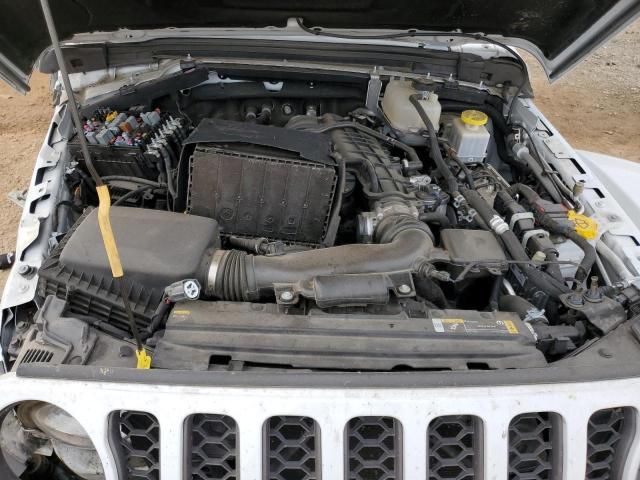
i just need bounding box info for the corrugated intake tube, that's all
[205,216,434,301]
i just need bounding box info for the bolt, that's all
[17,265,31,276]
[398,284,412,295]
[18,284,28,294]
[279,291,294,302]
[567,292,585,307]
[585,276,603,303]
[598,348,613,359]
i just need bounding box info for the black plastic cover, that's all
[38,207,219,333]
[153,300,545,371]
[186,139,336,245]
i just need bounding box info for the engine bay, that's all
[6,66,640,373]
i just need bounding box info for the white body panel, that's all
[0,372,639,479]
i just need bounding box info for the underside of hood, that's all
[1,0,639,92]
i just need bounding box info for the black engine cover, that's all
[183,119,337,245]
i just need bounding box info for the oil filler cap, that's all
[567,210,598,240]
[460,110,489,127]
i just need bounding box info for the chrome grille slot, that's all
[586,407,636,480]
[112,410,160,480]
[508,412,561,480]
[346,416,402,480]
[428,415,482,480]
[265,415,320,480]
[186,414,238,480]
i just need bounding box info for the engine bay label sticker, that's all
[432,318,519,335]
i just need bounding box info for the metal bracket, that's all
[543,136,572,159]
[509,212,534,231]
[366,68,383,112]
[521,229,550,249]
[7,189,27,208]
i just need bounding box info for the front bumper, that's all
[1,365,639,480]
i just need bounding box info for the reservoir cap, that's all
[461,110,489,127]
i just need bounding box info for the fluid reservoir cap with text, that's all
[460,110,489,127]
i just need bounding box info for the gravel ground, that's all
[0,22,639,290]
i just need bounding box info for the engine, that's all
[7,73,637,378]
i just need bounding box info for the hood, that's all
[1,0,639,92]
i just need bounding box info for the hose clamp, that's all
[523,307,547,324]
[489,215,509,235]
[205,250,227,296]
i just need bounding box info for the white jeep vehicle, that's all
[1,1,640,479]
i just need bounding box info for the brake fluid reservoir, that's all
[448,110,491,163]
[382,79,441,134]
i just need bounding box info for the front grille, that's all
[99,404,638,480]
[346,416,402,480]
[265,416,320,480]
[113,411,160,480]
[428,415,481,480]
[186,414,238,480]
[586,408,635,480]
[508,412,560,480]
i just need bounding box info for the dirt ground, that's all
[0,22,639,290]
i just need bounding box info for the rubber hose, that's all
[409,95,459,194]
[489,275,503,311]
[510,184,596,283]
[462,188,570,298]
[413,275,447,309]
[499,295,549,324]
[208,221,434,301]
[419,212,452,228]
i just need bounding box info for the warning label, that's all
[432,317,519,335]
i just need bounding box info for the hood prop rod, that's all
[39,0,151,369]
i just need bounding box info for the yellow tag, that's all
[96,185,124,278]
[105,111,118,123]
[567,210,598,240]
[442,318,465,323]
[136,349,152,369]
[504,320,519,334]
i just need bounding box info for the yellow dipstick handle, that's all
[96,185,151,369]
[96,185,124,278]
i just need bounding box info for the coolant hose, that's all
[499,295,549,324]
[510,184,596,283]
[409,95,460,195]
[206,217,434,301]
[461,188,570,299]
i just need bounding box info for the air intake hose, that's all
[205,216,434,301]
